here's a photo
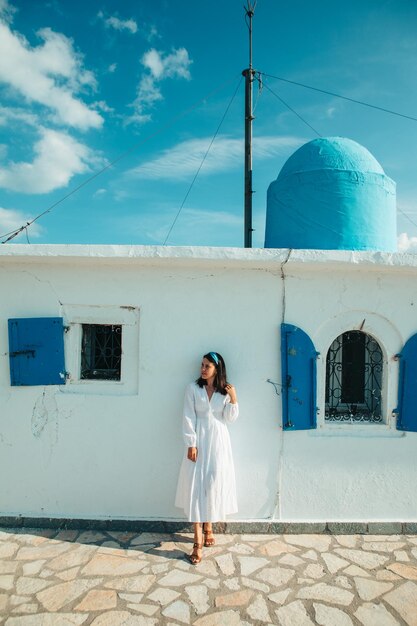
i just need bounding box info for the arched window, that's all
[325,331,383,423]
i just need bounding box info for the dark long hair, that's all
[196,352,228,395]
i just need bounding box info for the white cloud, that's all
[154,207,241,245]
[129,135,303,180]
[115,206,241,246]
[34,28,96,89]
[0,0,16,23]
[0,128,98,193]
[130,47,192,124]
[142,49,164,79]
[93,188,107,198]
[98,11,137,34]
[0,207,42,240]
[127,111,152,125]
[398,232,417,252]
[108,63,117,73]
[146,25,159,42]
[134,74,163,112]
[0,21,103,129]
[93,100,114,114]
[142,47,191,80]
[0,105,38,127]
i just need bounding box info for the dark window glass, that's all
[81,324,122,381]
[341,332,365,403]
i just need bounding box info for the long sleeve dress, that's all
[175,382,239,522]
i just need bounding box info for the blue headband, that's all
[209,352,219,365]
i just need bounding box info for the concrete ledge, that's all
[367,522,404,534]
[404,522,417,533]
[327,522,368,534]
[1,517,415,534]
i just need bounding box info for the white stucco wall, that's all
[0,245,416,522]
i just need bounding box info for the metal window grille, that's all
[325,331,383,423]
[81,324,122,381]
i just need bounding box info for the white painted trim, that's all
[313,310,402,432]
[61,304,139,396]
[1,244,417,272]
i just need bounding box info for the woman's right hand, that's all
[225,383,237,404]
[187,447,198,462]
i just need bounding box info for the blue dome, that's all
[265,137,397,251]
[278,137,384,179]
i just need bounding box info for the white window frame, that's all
[313,310,402,434]
[60,304,139,396]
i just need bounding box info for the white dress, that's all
[175,382,239,522]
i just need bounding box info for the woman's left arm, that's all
[223,384,239,423]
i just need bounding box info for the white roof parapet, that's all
[0,244,416,271]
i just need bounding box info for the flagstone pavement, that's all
[1,528,417,625]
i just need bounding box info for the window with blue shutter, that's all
[281,323,318,430]
[396,332,417,432]
[8,317,66,386]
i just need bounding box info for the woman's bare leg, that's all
[203,522,215,546]
[194,522,203,545]
[189,523,203,563]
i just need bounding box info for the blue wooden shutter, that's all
[8,317,66,386]
[281,323,318,430]
[396,332,417,432]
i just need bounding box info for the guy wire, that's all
[162,75,243,246]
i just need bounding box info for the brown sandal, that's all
[203,524,215,547]
[188,542,203,565]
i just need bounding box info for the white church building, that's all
[1,137,416,532]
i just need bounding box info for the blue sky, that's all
[1,0,417,250]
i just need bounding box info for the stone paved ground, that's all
[1,528,417,625]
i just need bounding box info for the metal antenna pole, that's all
[243,2,256,248]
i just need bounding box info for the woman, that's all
[175,352,239,564]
